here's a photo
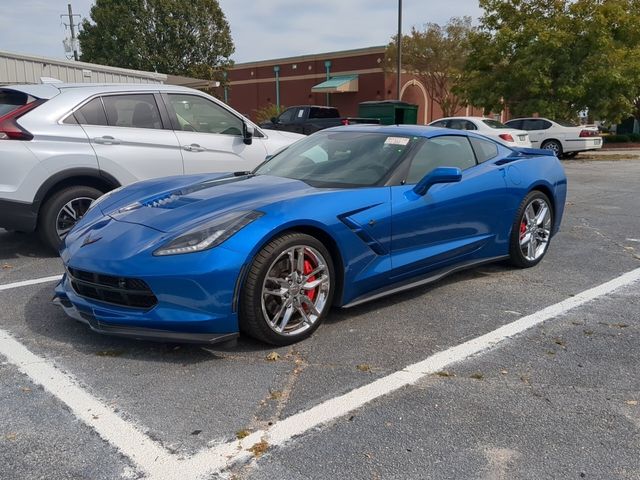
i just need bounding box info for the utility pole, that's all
[397,0,402,100]
[61,3,81,61]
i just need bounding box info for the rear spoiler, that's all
[511,147,556,157]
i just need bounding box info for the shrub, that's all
[603,134,630,143]
[628,133,640,142]
[253,103,285,124]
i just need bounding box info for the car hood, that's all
[100,174,318,233]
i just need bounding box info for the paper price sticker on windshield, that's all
[384,136,410,146]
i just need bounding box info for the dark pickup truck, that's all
[260,105,378,135]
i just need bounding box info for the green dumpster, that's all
[358,100,418,125]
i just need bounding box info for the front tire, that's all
[239,233,334,345]
[37,186,103,253]
[509,191,553,268]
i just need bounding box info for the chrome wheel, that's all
[55,197,93,239]
[261,245,331,336]
[519,198,552,261]
[542,140,562,156]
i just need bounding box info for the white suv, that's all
[0,83,303,251]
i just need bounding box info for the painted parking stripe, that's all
[0,274,63,291]
[0,266,639,480]
[185,266,640,478]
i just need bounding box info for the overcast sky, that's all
[0,0,483,64]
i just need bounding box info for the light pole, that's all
[274,65,281,113]
[397,0,402,100]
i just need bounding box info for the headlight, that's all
[88,185,126,212]
[153,210,263,256]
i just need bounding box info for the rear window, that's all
[0,90,30,117]
[309,107,339,119]
[482,119,507,129]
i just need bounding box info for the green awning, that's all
[311,74,359,93]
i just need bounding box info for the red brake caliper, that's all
[303,258,317,302]
[519,220,527,239]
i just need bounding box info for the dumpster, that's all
[358,100,418,125]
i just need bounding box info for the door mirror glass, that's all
[413,167,462,196]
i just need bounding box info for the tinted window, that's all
[309,107,339,119]
[407,135,476,183]
[72,97,108,126]
[482,119,507,129]
[447,119,476,131]
[470,137,499,163]
[278,108,296,123]
[430,120,448,128]
[523,119,551,131]
[0,90,28,116]
[255,131,414,187]
[168,94,242,135]
[102,94,162,129]
[505,119,523,129]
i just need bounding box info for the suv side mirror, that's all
[270,116,279,124]
[413,167,462,196]
[243,123,254,145]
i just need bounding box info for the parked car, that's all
[429,116,532,148]
[260,105,379,135]
[504,117,602,157]
[54,125,566,346]
[0,83,303,251]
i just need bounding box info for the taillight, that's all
[499,133,514,142]
[341,119,350,125]
[579,129,599,137]
[0,99,45,141]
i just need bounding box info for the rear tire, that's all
[38,186,103,253]
[239,233,334,345]
[541,139,563,157]
[509,191,553,268]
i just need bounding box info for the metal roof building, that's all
[0,50,167,85]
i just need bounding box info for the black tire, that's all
[509,190,554,268]
[37,186,103,253]
[541,139,563,157]
[561,151,578,159]
[239,232,335,345]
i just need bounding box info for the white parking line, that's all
[0,274,63,291]
[0,266,639,480]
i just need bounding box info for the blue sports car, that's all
[54,125,567,345]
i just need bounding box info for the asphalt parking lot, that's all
[1,158,639,480]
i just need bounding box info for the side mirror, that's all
[270,116,279,124]
[413,167,462,196]
[243,123,254,145]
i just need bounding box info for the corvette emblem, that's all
[81,234,102,247]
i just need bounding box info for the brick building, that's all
[220,46,487,124]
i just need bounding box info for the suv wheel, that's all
[38,186,103,253]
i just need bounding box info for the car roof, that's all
[506,117,551,121]
[433,116,494,122]
[324,124,450,138]
[2,82,199,99]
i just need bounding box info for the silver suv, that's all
[0,83,303,252]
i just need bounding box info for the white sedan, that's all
[504,117,602,158]
[428,116,532,148]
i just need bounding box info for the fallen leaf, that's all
[19,387,31,393]
[356,364,371,372]
[553,338,566,347]
[2,264,12,269]
[236,429,250,439]
[583,330,594,336]
[470,372,484,380]
[5,432,17,441]
[435,370,455,378]
[95,350,123,357]
[248,439,269,457]
[611,323,629,328]
[626,400,638,406]
[265,352,280,361]
[269,390,283,400]
[500,370,508,375]
[191,430,202,436]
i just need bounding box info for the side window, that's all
[507,119,523,130]
[67,97,108,126]
[469,137,499,163]
[102,94,162,129]
[430,120,447,128]
[168,94,243,135]
[406,136,477,184]
[540,120,552,129]
[463,120,477,130]
[523,119,544,131]
[277,108,296,123]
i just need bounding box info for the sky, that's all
[0,0,483,64]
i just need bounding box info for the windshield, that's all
[254,131,414,187]
[482,119,508,129]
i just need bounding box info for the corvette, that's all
[54,125,567,345]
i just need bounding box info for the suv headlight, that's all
[153,210,263,256]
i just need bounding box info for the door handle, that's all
[92,136,120,145]
[183,144,206,152]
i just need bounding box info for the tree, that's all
[78,0,234,83]
[462,0,640,122]
[385,17,473,118]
